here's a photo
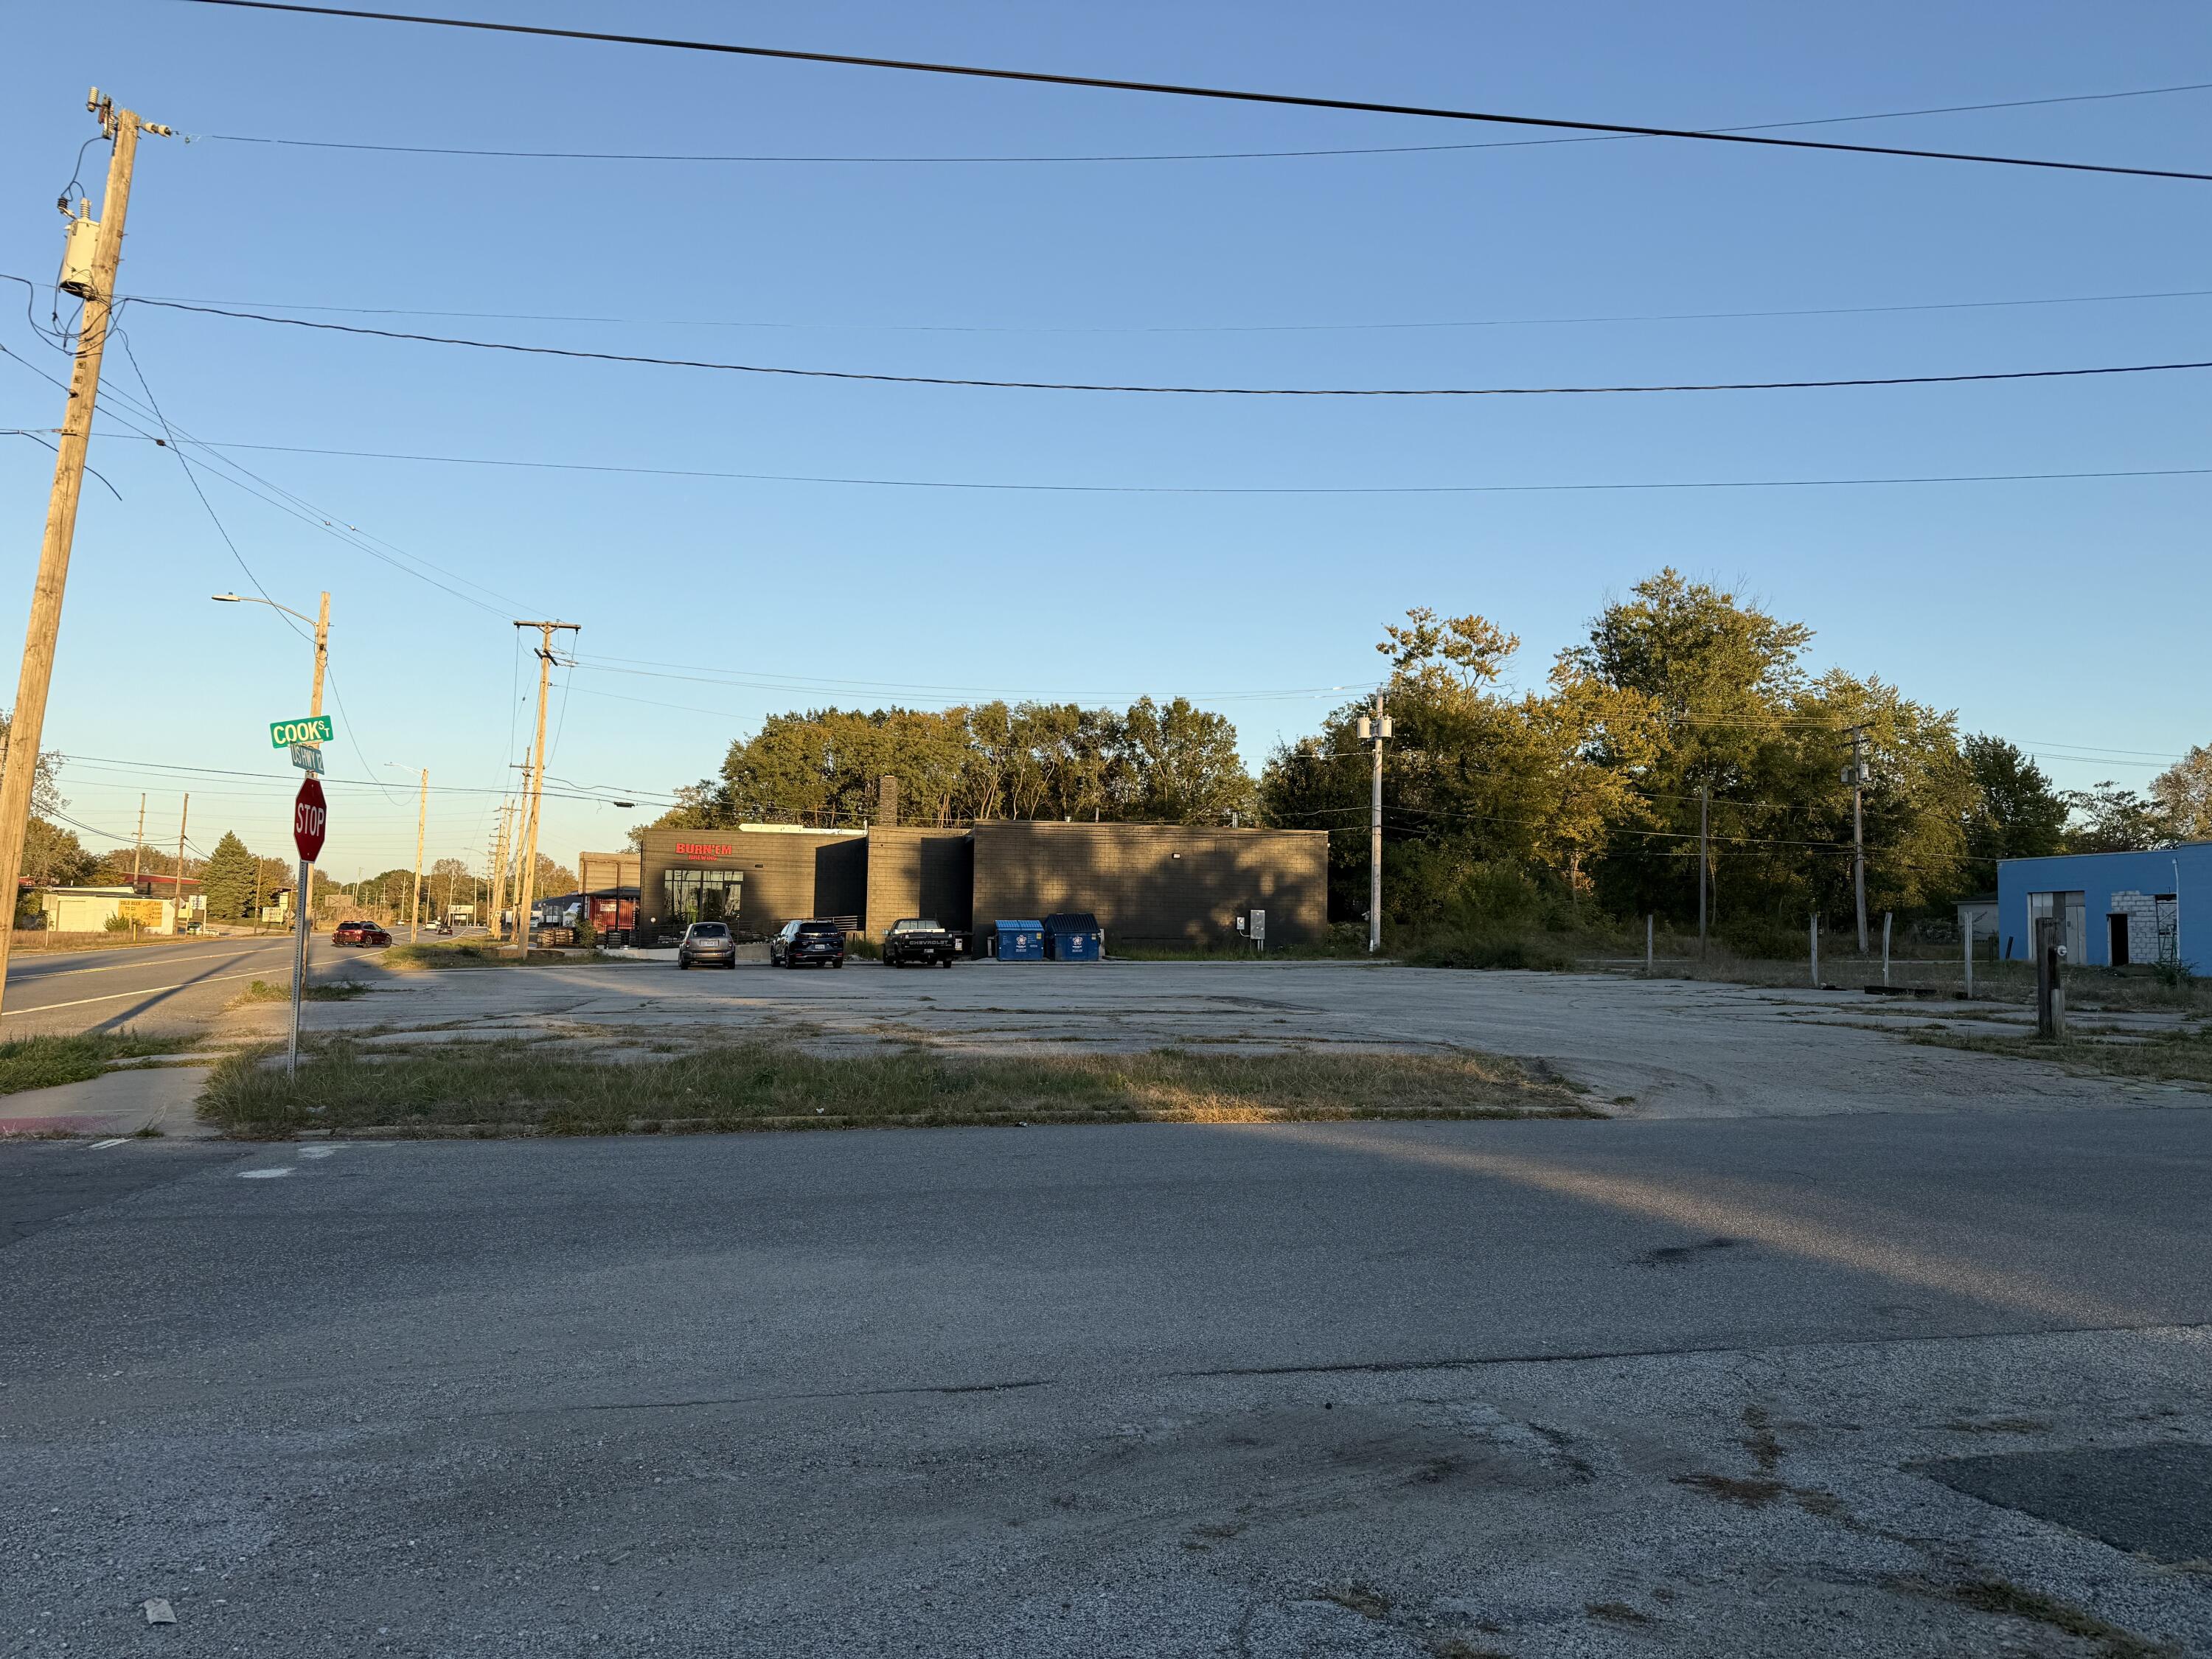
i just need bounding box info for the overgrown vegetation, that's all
[196,1037,1594,1136]
[231,978,366,1004]
[1912,1024,2212,1088]
[0,1030,196,1095]
[381,940,579,968]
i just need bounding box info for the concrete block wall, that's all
[2109,890,2163,965]
[968,822,1329,945]
[863,828,974,936]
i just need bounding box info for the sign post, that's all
[288,776,327,1077]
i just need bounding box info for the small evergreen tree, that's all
[201,832,259,921]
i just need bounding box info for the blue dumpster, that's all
[1043,911,1104,961]
[991,919,1044,961]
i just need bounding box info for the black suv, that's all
[771,919,846,969]
[883,918,961,969]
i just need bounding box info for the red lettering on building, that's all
[674,842,735,860]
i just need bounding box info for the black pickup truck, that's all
[883,917,961,968]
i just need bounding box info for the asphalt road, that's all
[5,1109,2210,1655]
[0,933,365,1035]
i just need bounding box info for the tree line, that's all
[644,569,2206,945]
[653,696,1254,831]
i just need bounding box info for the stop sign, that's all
[293,776,328,863]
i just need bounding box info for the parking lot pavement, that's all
[4,1112,2210,1657]
[224,956,2193,1120]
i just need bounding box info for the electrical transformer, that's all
[57,207,100,299]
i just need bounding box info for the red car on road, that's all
[332,919,392,947]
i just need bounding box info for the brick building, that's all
[633,821,1325,949]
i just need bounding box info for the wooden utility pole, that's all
[0,94,169,1014]
[486,797,512,941]
[131,793,145,940]
[408,768,427,942]
[310,591,329,718]
[1697,784,1710,956]
[1360,695,1391,956]
[173,793,189,933]
[509,622,577,958]
[1847,725,1869,953]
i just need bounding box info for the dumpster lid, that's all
[993,919,1044,931]
[1043,912,1101,933]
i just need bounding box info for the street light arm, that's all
[210,592,316,627]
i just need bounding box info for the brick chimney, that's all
[877,773,900,829]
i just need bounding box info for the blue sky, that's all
[2,0,2205,883]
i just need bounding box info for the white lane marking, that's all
[2,969,278,1017]
[88,1137,128,1150]
[237,1166,293,1179]
[297,1145,336,1159]
[15,941,298,981]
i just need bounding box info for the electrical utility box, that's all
[58,209,100,299]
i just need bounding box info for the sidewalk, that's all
[0,1064,213,1138]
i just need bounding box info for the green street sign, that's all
[270,715,334,748]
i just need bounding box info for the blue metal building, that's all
[1995,844,2208,972]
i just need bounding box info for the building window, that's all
[662,868,743,927]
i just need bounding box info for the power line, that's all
[170,0,2212,184]
[102,281,2212,337]
[67,431,2212,496]
[186,79,2212,166]
[119,298,2212,397]
[55,751,674,806]
[3,323,532,621]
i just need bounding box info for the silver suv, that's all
[678,921,737,970]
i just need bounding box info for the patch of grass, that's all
[381,941,576,969]
[0,1030,199,1095]
[1945,1577,2177,1658]
[1910,1026,2212,1088]
[195,1037,1596,1138]
[230,978,366,1005]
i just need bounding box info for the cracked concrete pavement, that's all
[233,955,2197,1120]
[5,1113,2211,1656]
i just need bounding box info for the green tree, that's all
[2151,744,2212,842]
[0,707,66,818]
[1961,736,2067,884]
[1118,698,1253,824]
[1571,571,1817,928]
[707,698,1251,828]
[2064,782,2169,854]
[21,818,94,888]
[429,857,473,915]
[200,832,259,921]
